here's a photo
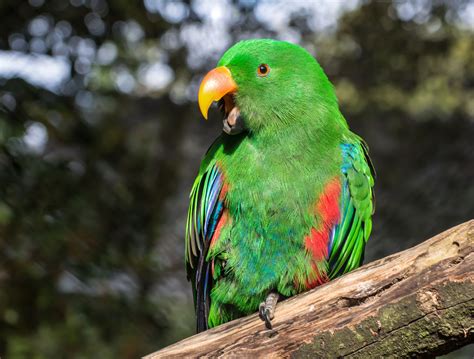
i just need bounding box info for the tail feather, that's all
[196,255,212,332]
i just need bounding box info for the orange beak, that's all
[198,66,237,120]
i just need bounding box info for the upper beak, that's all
[198,66,237,119]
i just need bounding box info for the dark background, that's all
[0,0,473,357]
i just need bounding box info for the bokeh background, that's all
[0,0,473,357]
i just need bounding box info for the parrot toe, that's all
[258,291,280,330]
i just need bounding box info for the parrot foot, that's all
[258,292,279,330]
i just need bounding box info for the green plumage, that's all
[186,39,375,331]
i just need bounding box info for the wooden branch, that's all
[145,220,474,358]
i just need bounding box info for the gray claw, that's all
[263,308,273,329]
[258,292,279,330]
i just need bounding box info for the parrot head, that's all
[198,39,338,135]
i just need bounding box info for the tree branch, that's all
[145,220,474,358]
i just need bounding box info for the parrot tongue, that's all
[219,94,245,135]
[223,106,245,135]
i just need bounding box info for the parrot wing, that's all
[185,138,226,332]
[328,139,375,279]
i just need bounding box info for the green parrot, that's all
[186,39,375,332]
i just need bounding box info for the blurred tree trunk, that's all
[145,220,474,358]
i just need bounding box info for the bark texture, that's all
[145,220,474,358]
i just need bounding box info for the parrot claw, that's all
[258,292,279,330]
[258,303,273,329]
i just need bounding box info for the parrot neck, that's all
[244,103,346,147]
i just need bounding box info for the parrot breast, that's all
[207,128,344,311]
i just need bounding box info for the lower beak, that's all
[223,106,245,135]
[198,66,237,120]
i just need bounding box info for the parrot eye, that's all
[257,64,270,77]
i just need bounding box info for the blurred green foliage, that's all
[0,0,473,357]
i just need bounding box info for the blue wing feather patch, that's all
[328,140,375,279]
[185,158,226,332]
